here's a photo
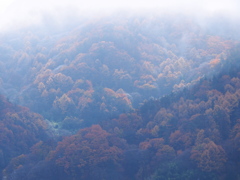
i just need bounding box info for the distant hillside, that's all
[1,42,240,180]
[0,95,48,178]
[0,14,238,127]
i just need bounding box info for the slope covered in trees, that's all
[0,14,237,126]
[1,43,240,180]
[0,95,48,178]
[0,13,240,179]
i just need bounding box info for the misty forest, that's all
[0,12,240,180]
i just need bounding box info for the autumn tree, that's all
[0,96,47,172]
[48,125,125,179]
[191,137,227,172]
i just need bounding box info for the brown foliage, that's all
[169,130,193,150]
[191,139,227,172]
[48,125,124,178]
[0,96,47,170]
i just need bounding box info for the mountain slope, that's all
[2,43,240,180]
[0,14,237,127]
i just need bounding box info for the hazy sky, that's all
[0,0,239,32]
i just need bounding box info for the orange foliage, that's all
[0,96,47,169]
[78,96,93,111]
[155,145,175,161]
[191,139,227,172]
[169,130,193,150]
[114,113,143,131]
[209,58,220,67]
[139,141,151,150]
[48,125,124,177]
[104,88,117,97]
[53,94,75,113]
[139,138,164,150]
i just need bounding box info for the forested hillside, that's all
[0,14,237,126]
[0,13,240,179]
[0,95,48,178]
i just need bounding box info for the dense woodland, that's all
[0,13,240,179]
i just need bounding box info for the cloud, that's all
[0,0,239,32]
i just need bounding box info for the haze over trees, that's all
[0,8,240,180]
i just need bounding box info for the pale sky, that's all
[0,0,239,32]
